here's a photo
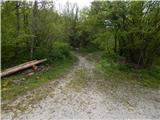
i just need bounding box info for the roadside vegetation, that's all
[85,51,160,89]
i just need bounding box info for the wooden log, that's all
[1,59,47,77]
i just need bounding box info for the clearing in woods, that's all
[2,53,160,120]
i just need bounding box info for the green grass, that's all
[67,68,88,92]
[86,52,160,89]
[2,56,77,101]
[79,44,99,55]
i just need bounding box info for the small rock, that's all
[87,111,91,114]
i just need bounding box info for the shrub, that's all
[49,41,71,62]
[34,41,71,63]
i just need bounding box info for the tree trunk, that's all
[114,30,117,53]
[23,1,26,31]
[31,0,37,59]
[15,1,20,58]
[1,59,47,77]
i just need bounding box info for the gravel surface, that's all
[2,54,160,120]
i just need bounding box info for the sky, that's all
[55,0,93,10]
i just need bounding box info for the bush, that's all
[34,41,71,63]
[1,45,30,69]
[49,41,71,62]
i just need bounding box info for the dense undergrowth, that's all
[2,41,71,70]
[99,55,160,89]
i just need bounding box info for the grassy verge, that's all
[83,51,160,89]
[100,55,160,89]
[1,56,77,101]
[67,68,88,92]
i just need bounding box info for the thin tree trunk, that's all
[23,1,26,31]
[114,30,117,53]
[31,0,37,59]
[23,2,30,53]
[15,1,20,58]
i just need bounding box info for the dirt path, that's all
[2,53,160,120]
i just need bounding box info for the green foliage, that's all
[1,1,73,69]
[34,41,71,63]
[93,31,114,53]
[98,54,160,89]
[79,1,160,67]
[1,46,30,69]
[48,42,71,62]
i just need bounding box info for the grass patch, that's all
[67,68,88,92]
[91,53,160,89]
[2,56,77,101]
[79,45,99,55]
[78,46,104,62]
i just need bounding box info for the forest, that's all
[2,1,160,68]
[1,1,160,119]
